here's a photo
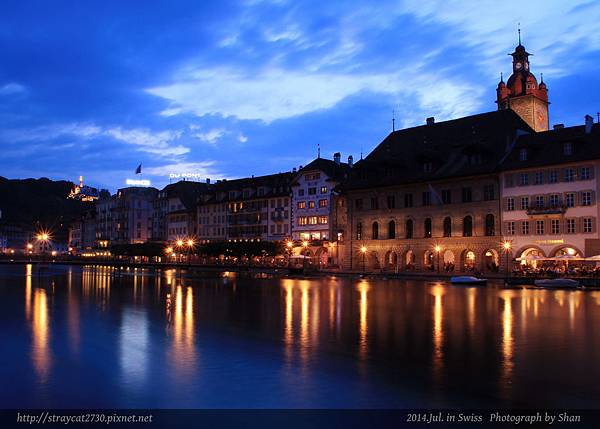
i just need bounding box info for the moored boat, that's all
[450,276,487,285]
[534,278,579,288]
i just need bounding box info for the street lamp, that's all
[360,245,367,273]
[434,245,441,273]
[502,241,512,275]
[302,240,309,271]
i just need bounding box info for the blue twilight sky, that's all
[1,0,600,192]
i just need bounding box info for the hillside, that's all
[0,176,94,240]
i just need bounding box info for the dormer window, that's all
[563,142,573,156]
[519,148,528,161]
[423,162,433,173]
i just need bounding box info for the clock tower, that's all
[497,33,549,132]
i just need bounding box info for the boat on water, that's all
[450,276,487,285]
[534,278,579,288]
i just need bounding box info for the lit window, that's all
[318,199,328,208]
[318,216,328,224]
[297,201,306,209]
[298,217,308,226]
[320,186,328,194]
[308,201,315,209]
[308,216,318,225]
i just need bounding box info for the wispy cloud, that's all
[193,128,226,145]
[0,82,26,96]
[147,67,480,124]
[1,123,188,157]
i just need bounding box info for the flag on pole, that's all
[135,164,142,174]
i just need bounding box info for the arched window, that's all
[372,221,379,239]
[424,218,432,238]
[356,222,362,240]
[388,220,396,239]
[463,216,473,237]
[485,214,495,236]
[405,219,413,239]
[443,217,452,237]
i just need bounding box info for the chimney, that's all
[206,178,211,184]
[348,155,353,168]
[553,124,564,130]
[585,114,594,134]
[333,152,341,165]
[426,117,435,125]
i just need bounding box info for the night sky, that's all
[2,0,600,191]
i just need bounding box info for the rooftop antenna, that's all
[518,23,521,45]
[360,145,363,160]
[392,109,396,132]
[540,72,544,83]
[317,143,321,158]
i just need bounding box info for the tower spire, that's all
[392,109,395,132]
[500,72,503,82]
[317,143,320,158]
[518,23,521,45]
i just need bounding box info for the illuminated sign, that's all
[169,173,203,179]
[126,179,151,186]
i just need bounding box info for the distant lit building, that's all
[112,186,158,244]
[68,176,99,202]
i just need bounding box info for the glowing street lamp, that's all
[434,245,441,273]
[502,241,512,275]
[360,245,367,273]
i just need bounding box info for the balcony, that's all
[526,204,567,216]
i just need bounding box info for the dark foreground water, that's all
[0,264,599,409]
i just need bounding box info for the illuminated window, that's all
[318,216,328,224]
[308,201,315,209]
[318,199,328,208]
[308,216,318,225]
[297,201,306,209]
[320,186,328,194]
[298,217,308,226]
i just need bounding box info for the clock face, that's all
[515,62,522,70]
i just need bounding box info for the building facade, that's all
[500,116,600,261]
[291,153,351,242]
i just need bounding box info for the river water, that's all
[1,264,599,409]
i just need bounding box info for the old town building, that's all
[337,110,532,272]
[111,186,158,245]
[291,153,351,242]
[500,115,600,262]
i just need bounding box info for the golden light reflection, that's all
[170,285,197,378]
[357,280,370,360]
[300,283,310,365]
[283,282,294,363]
[431,284,445,378]
[499,290,515,398]
[25,264,32,320]
[467,287,476,332]
[32,287,51,382]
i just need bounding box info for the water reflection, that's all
[5,265,600,408]
[357,281,369,361]
[169,285,197,379]
[430,284,445,384]
[499,290,514,399]
[32,287,51,382]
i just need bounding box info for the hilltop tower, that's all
[497,32,549,132]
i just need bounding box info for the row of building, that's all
[67,39,600,272]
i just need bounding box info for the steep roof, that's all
[201,172,294,204]
[294,157,351,184]
[161,181,212,209]
[500,123,600,171]
[341,109,533,190]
